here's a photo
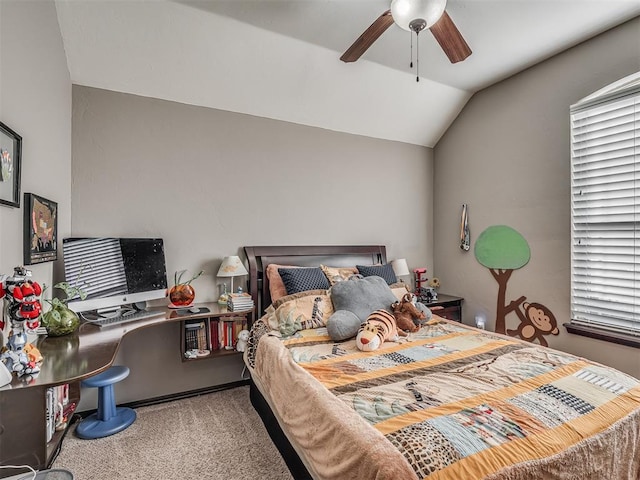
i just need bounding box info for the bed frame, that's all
[244,245,387,317]
[243,245,387,479]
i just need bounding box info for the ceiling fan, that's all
[340,0,471,66]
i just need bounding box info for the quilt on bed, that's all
[249,318,640,480]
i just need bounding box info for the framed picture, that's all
[24,193,58,265]
[0,121,22,208]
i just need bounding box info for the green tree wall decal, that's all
[474,225,531,334]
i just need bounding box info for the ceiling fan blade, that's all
[430,11,472,63]
[340,10,394,63]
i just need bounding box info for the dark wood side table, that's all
[421,294,464,322]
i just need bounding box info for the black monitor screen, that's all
[62,237,168,312]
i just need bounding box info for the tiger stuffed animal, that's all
[356,309,406,352]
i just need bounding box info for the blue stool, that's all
[76,366,136,439]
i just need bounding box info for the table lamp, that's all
[391,258,411,291]
[391,258,410,280]
[217,256,249,301]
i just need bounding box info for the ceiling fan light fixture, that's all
[390,0,447,32]
[409,19,427,33]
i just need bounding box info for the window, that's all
[568,72,640,347]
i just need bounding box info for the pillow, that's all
[390,282,411,301]
[326,275,399,341]
[279,267,330,295]
[265,263,298,303]
[356,264,397,285]
[320,265,359,285]
[264,289,334,336]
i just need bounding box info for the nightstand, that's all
[421,294,464,322]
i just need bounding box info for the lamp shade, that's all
[391,258,410,277]
[217,256,248,277]
[390,0,447,31]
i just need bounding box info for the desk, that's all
[0,302,251,475]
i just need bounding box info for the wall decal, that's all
[474,225,558,346]
[474,225,530,334]
[507,302,559,347]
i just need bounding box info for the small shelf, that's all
[45,382,80,464]
[179,303,252,362]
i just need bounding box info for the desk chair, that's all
[75,366,136,439]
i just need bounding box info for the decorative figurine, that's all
[413,267,438,303]
[235,330,250,352]
[0,266,44,377]
[413,268,428,296]
[217,283,229,306]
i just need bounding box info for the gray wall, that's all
[72,86,434,405]
[434,17,640,378]
[0,2,72,328]
[4,2,635,410]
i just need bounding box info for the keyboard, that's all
[84,309,166,327]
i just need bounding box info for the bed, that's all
[243,245,640,480]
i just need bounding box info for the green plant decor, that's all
[173,269,204,287]
[41,281,86,336]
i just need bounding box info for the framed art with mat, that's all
[23,193,58,265]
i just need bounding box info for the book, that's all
[228,300,253,307]
[47,383,72,432]
[210,319,219,350]
[228,292,251,299]
[225,321,234,349]
[227,292,254,311]
[197,324,207,350]
[45,387,54,442]
[184,321,206,351]
[227,305,252,312]
[214,318,248,349]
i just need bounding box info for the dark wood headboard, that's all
[243,245,387,316]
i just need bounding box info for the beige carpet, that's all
[53,386,294,480]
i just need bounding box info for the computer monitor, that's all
[62,237,168,313]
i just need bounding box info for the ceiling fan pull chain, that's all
[410,32,413,69]
[416,31,420,82]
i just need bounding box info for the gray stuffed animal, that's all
[326,275,398,341]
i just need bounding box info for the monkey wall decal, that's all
[474,225,560,346]
[507,301,559,347]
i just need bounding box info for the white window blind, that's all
[570,79,640,336]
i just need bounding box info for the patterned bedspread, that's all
[248,318,640,480]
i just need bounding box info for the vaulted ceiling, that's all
[55,0,640,147]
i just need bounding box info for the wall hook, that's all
[460,204,470,251]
